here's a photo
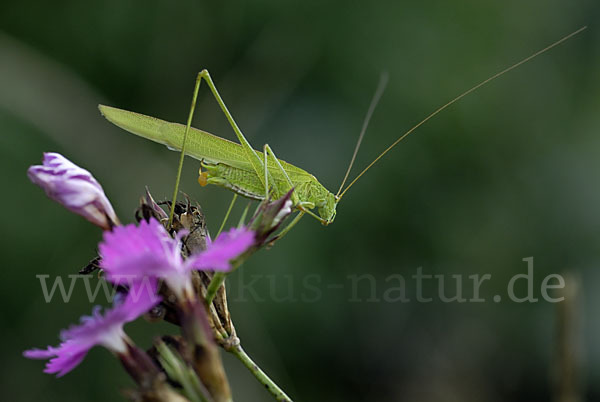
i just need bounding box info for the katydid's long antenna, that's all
[337,26,587,200]
[336,72,389,198]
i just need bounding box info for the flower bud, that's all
[27,152,119,229]
[249,189,294,245]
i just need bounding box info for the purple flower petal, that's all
[61,280,160,342]
[100,219,177,279]
[27,152,118,229]
[23,347,60,359]
[24,342,88,377]
[99,218,192,298]
[42,341,89,378]
[100,218,255,298]
[188,227,255,271]
[23,281,160,377]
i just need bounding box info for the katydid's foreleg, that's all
[261,147,315,238]
[274,211,305,242]
[262,145,322,231]
[264,144,314,208]
[263,144,296,201]
[262,143,296,202]
[264,144,327,224]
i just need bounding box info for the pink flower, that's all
[24,281,160,377]
[190,227,256,271]
[99,218,255,300]
[27,152,119,229]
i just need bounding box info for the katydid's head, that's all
[319,191,337,225]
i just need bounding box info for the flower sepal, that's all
[249,189,294,246]
[135,187,169,224]
[119,342,163,388]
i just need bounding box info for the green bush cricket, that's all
[99,27,585,234]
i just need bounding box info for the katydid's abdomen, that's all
[100,104,260,171]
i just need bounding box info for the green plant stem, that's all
[216,194,238,238]
[205,272,227,305]
[229,345,293,402]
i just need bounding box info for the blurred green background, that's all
[1,0,599,401]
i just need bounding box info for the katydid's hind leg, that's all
[195,70,270,191]
[192,71,330,227]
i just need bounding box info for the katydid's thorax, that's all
[201,160,336,223]
[296,179,336,221]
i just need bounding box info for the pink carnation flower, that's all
[99,218,255,300]
[24,281,160,377]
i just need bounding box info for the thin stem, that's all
[229,345,293,402]
[205,272,227,305]
[275,211,304,241]
[216,194,238,238]
[168,74,203,228]
[237,203,250,228]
